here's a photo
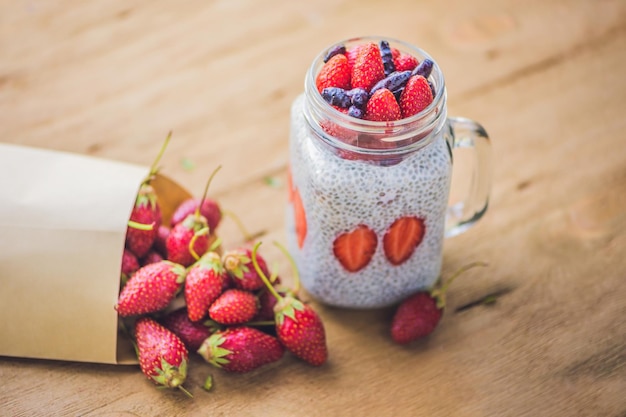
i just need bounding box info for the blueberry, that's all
[370,71,412,95]
[348,106,364,119]
[411,59,433,79]
[346,88,369,109]
[323,44,347,63]
[379,40,396,76]
[392,87,404,102]
[321,87,351,108]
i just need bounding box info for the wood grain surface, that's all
[1,1,625,416]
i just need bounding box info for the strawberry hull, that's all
[0,144,194,364]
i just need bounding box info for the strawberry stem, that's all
[251,242,283,301]
[143,131,172,185]
[196,165,222,221]
[273,241,301,293]
[222,209,266,243]
[209,236,222,252]
[245,320,276,326]
[269,261,279,283]
[127,220,155,231]
[178,385,193,398]
[432,261,488,309]
[189,227,209,261]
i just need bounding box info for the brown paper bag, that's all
[0,143,191,364]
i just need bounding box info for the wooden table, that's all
[1,1,625,416]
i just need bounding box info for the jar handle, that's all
[444,117,493,237]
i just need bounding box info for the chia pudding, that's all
[285,37,457,308]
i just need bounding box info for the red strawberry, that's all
[170,197,222,232]
[198,326,284,373]
[316,54,351,93]
[115,260,186,317]
[399,75,433,118]
[394,53,419,72]
[153,225,170,258]
[255,277,287,321]
[222,247,269,292]
[160,308,220,351]
[166,166,221,267]
[383,216,425,266]
[333,224,377,273]
[256,288,279,321]
[185,251,226,322]
[125,133,172,258]
[364,88,401,121]
[126,185,161,258]
[134,317,191,395]
[351,43,385,92]
[166,213,209,267]
[275,299,327,366]
[345,43,366,71]
[251,242,328,366]
[391,47,401,61]
[390,291,442,344]
[141,250,164,266]
[121,249,139,284]
[209,288,259,325]
[390,262,487,344]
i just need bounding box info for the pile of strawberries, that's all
[316,40,435,122]
[116,135,327,396]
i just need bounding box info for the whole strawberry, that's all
[160,308,220,351]
[222,247,269,292]
[316,53,351,93]
[364,88,401,122]
[399,75,433,118]
[134,317,191,395]
[185,251,226,322]
[153,225,171,258]
[166,213,209,267]
[390,262,487,344]
[198,326,284,373]
[252,242,328,366]
[125,133,171,258]
[126,185,161,258]
[121,248,139,284]
[209,288,259,325]
[141,249,164,266]
[390,291,441,344]
[171,197,222,232]
[351,42,385,92]
[115,260,186,317]
[255,278,289,322]
[166,166,221,267]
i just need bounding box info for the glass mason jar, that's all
[286,37,492,308]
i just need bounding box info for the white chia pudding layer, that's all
[286,95,453,308]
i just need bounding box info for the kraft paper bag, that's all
[0,143,191,364]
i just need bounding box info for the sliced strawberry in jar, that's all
[333,225,378,272]
[293,188,307,249]
[383,216,425,265]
